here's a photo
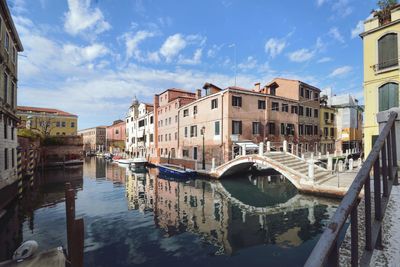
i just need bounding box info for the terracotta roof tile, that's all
[17,106,77,117]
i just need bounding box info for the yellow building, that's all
[361,4,400,155]
[319,105,336,154]
[17,106,78,136]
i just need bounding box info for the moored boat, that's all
[129,158,147,171]
[157,164,196,179]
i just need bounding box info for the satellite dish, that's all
[13,240,39,261]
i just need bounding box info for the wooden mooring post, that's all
[65,182,84,267]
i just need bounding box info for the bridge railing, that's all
[304,111,399,267]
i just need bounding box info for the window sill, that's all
[374,65,399,74]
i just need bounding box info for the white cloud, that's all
[317,57,333,63]
[159,34,187,62]
[63,43,109,65]
[123,30,156,60]
[265,38,286,58]
[64,0,111,36]
[332,0,352,17]
[207,44,223,58]
[178,49,202,65]
[351,21,364,39]
[238,56,258,71]
[288,48,314,62]
[329,66,352,77]
[329,27,345,43]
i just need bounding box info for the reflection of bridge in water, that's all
[125,169,338,255]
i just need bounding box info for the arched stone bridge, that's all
[209,151,350,197]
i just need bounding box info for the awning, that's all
[234,141,259,150]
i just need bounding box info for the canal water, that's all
[0,158,339,267]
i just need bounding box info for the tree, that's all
[27,116,56,138]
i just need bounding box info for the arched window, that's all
[378,33,398,70]
[379,82,399,111]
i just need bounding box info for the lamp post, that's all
[201,126,205,170]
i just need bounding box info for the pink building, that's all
[106,120,126,153]
[154,88,196,161]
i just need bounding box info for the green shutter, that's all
[379,83,399,111]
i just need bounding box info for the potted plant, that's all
[374,0,398,25]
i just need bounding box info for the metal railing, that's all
[305,111,399,267]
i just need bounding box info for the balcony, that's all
[372,58,399,73]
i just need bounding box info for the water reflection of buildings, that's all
[127,171,338,255]
[106,163,128,185]
[83,157,106,179]
[0,201,22,261]
[125,169,156,212]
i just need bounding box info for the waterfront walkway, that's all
[209,150,358,198]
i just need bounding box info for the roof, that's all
[17,106,77,117]
[157,88,196,96]
[0,0,23,51]
[266,78,321,92]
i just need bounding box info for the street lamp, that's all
[201,126,205,170]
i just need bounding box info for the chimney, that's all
[254,82,261,92]
[196,89,202,99]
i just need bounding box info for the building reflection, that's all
[83,157,106,179]
[125,170,338,255]
[0,201,22,261]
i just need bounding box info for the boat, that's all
[117,159,135,165]
[129,158,147,171]
[157,164,196,179]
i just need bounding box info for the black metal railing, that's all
[372,58,399,72]
[305,111,399,267]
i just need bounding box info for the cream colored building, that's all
[125,97,155,159]
[361,4,400,155]
[78,126,106,153]
[0,0,23,192]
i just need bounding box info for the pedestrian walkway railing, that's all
[305,111,399,267]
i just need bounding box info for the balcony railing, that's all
[305,111,399,266]
[372,58,399,72]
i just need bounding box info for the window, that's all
[252,122,260,135]
[11,127,14,140]
[232,120,242,134]
[300,87,304,97]
[299,124,304,135]
[150,134,153,142]
[10,83,15,108]
[62,121,66,127]
[287,124,295,136]
[281,103,289,112]
[324,112,329,120]
[3,120,7,139]
[330,128,335,137]
[183,149,189,157]
[12,47,16,63]
[379,82,399,111]
[193,147,198,160]
[115,129,119,134]
[190,125,197,137]
[299,106,304,116]
[175,115,177,123]
[268,123,275,135]
[314,92,319,101]
[280,123,285,135]
[215,121,220,135]
[306,90,311,99]
[270,87,276,96]
[193,106,198,115]
[378,33,398,70]
[232,96,242,107]
[314,125,318,136]
[258,100,266,109]
[169,133,171,141]
[185,127,188,137]
[306,107,312,117]
[71,122,75,128]
[3,72,8,101]
[56,121,61,127]
[211,99,218,109]
[4,33,9,52]
[183,109,189,117]
[314,109,319,118]
[291,105,298,114]
[150,116,154,124]
[330,113,335,121]
[305,125,313,135]
[11,148,15,168]
[4,148,8,170]
[324,127,328,137]
[272,102,279,111]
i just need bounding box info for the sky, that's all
[9,0,378,130]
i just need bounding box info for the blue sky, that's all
[10,0,377,130]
